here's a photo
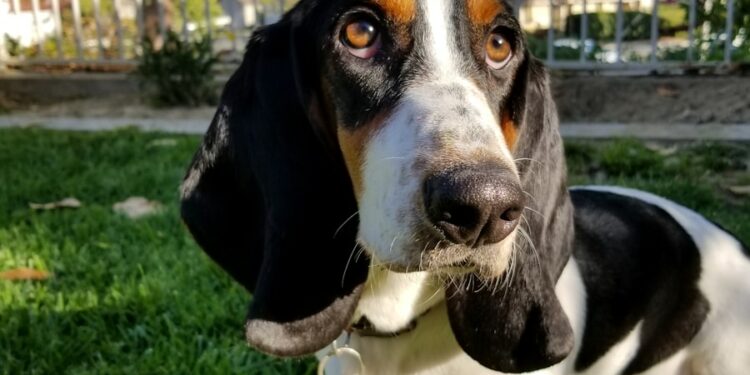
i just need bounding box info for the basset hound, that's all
[180,0,750,374]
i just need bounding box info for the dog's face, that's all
[318,0,527,277]
[182,0,576,368]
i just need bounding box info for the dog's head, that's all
[181,0,575,372]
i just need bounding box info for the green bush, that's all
[564,12,669,41]
[135,31,218,107]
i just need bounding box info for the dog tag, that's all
[317,342,364,375]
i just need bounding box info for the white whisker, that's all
[334,211,359,239]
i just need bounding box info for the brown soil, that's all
[2,74,749,125]
[551,75,750,124]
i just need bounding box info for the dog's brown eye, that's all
[485,32,512,69]
[342,19,381,59]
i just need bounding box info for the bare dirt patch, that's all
[552,75,750,124]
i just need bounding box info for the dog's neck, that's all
[353,265,445,333]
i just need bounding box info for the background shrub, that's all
[135,31,218,107]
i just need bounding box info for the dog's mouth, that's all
[360,232,516,278]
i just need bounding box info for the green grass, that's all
[0,128,315,375]
[1,129,748,374]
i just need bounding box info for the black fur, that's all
[180,9,369,357]
[571,190,710,374]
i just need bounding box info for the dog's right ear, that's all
[180,17,368,358]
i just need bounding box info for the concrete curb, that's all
[0,116,209,134]
[1,116,750,140]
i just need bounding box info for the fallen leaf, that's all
[656,85,679,98]
[0,268,51,281]
[113,197,163,219]
[29,197,82,211]
[728,186,750,196]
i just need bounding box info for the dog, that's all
[180,1,750,374]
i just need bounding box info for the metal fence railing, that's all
[0,0,746,72]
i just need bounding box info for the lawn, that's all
[1,128,748,374]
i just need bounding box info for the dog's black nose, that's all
[424,166,524,248]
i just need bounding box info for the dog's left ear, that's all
[181,4,369,358]
[446,55,576,373]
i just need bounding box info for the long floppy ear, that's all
[446,55,576,373]
[180,8,368,357]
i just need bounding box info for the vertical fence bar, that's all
[615,0,624,62]
[157,0,167,42]
[252,0,260,27]
[547,0,554,63]
[687,0,696,62]
[232,0,242,51]
[136,0,145,45]
[51,0,64,58]
[180,0,189,41]
[0,4,7,69]
[71,0,84,58]
[724,0,734,63]
[12,0,21,14]
[580,0,588,62]
[650,0,659,62]
[93,0,105,59]
[31,0,44,57]
[204,0,212,39]
[113,0,125,58]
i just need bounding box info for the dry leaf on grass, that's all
[728,186,750,196]
[29,197,82,211]
[113,197,163,219]
[0,268,51,281]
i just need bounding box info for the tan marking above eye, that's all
[373,0,415,23]
[467,0,505,26]
[486,32,512,65]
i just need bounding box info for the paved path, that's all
[1,115,750,140]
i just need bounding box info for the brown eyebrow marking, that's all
[466,0,505,26]
[372,0,416,23]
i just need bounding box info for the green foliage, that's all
[599,139,666,177]
[691,0,750,42]
[564,12,669,41]
[4,35,21,57]
[136,31,218,107]
[678,142,749,172]
[565,139,750,243]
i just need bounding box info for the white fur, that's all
[354,266,443,332]
[423,0,457,79]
